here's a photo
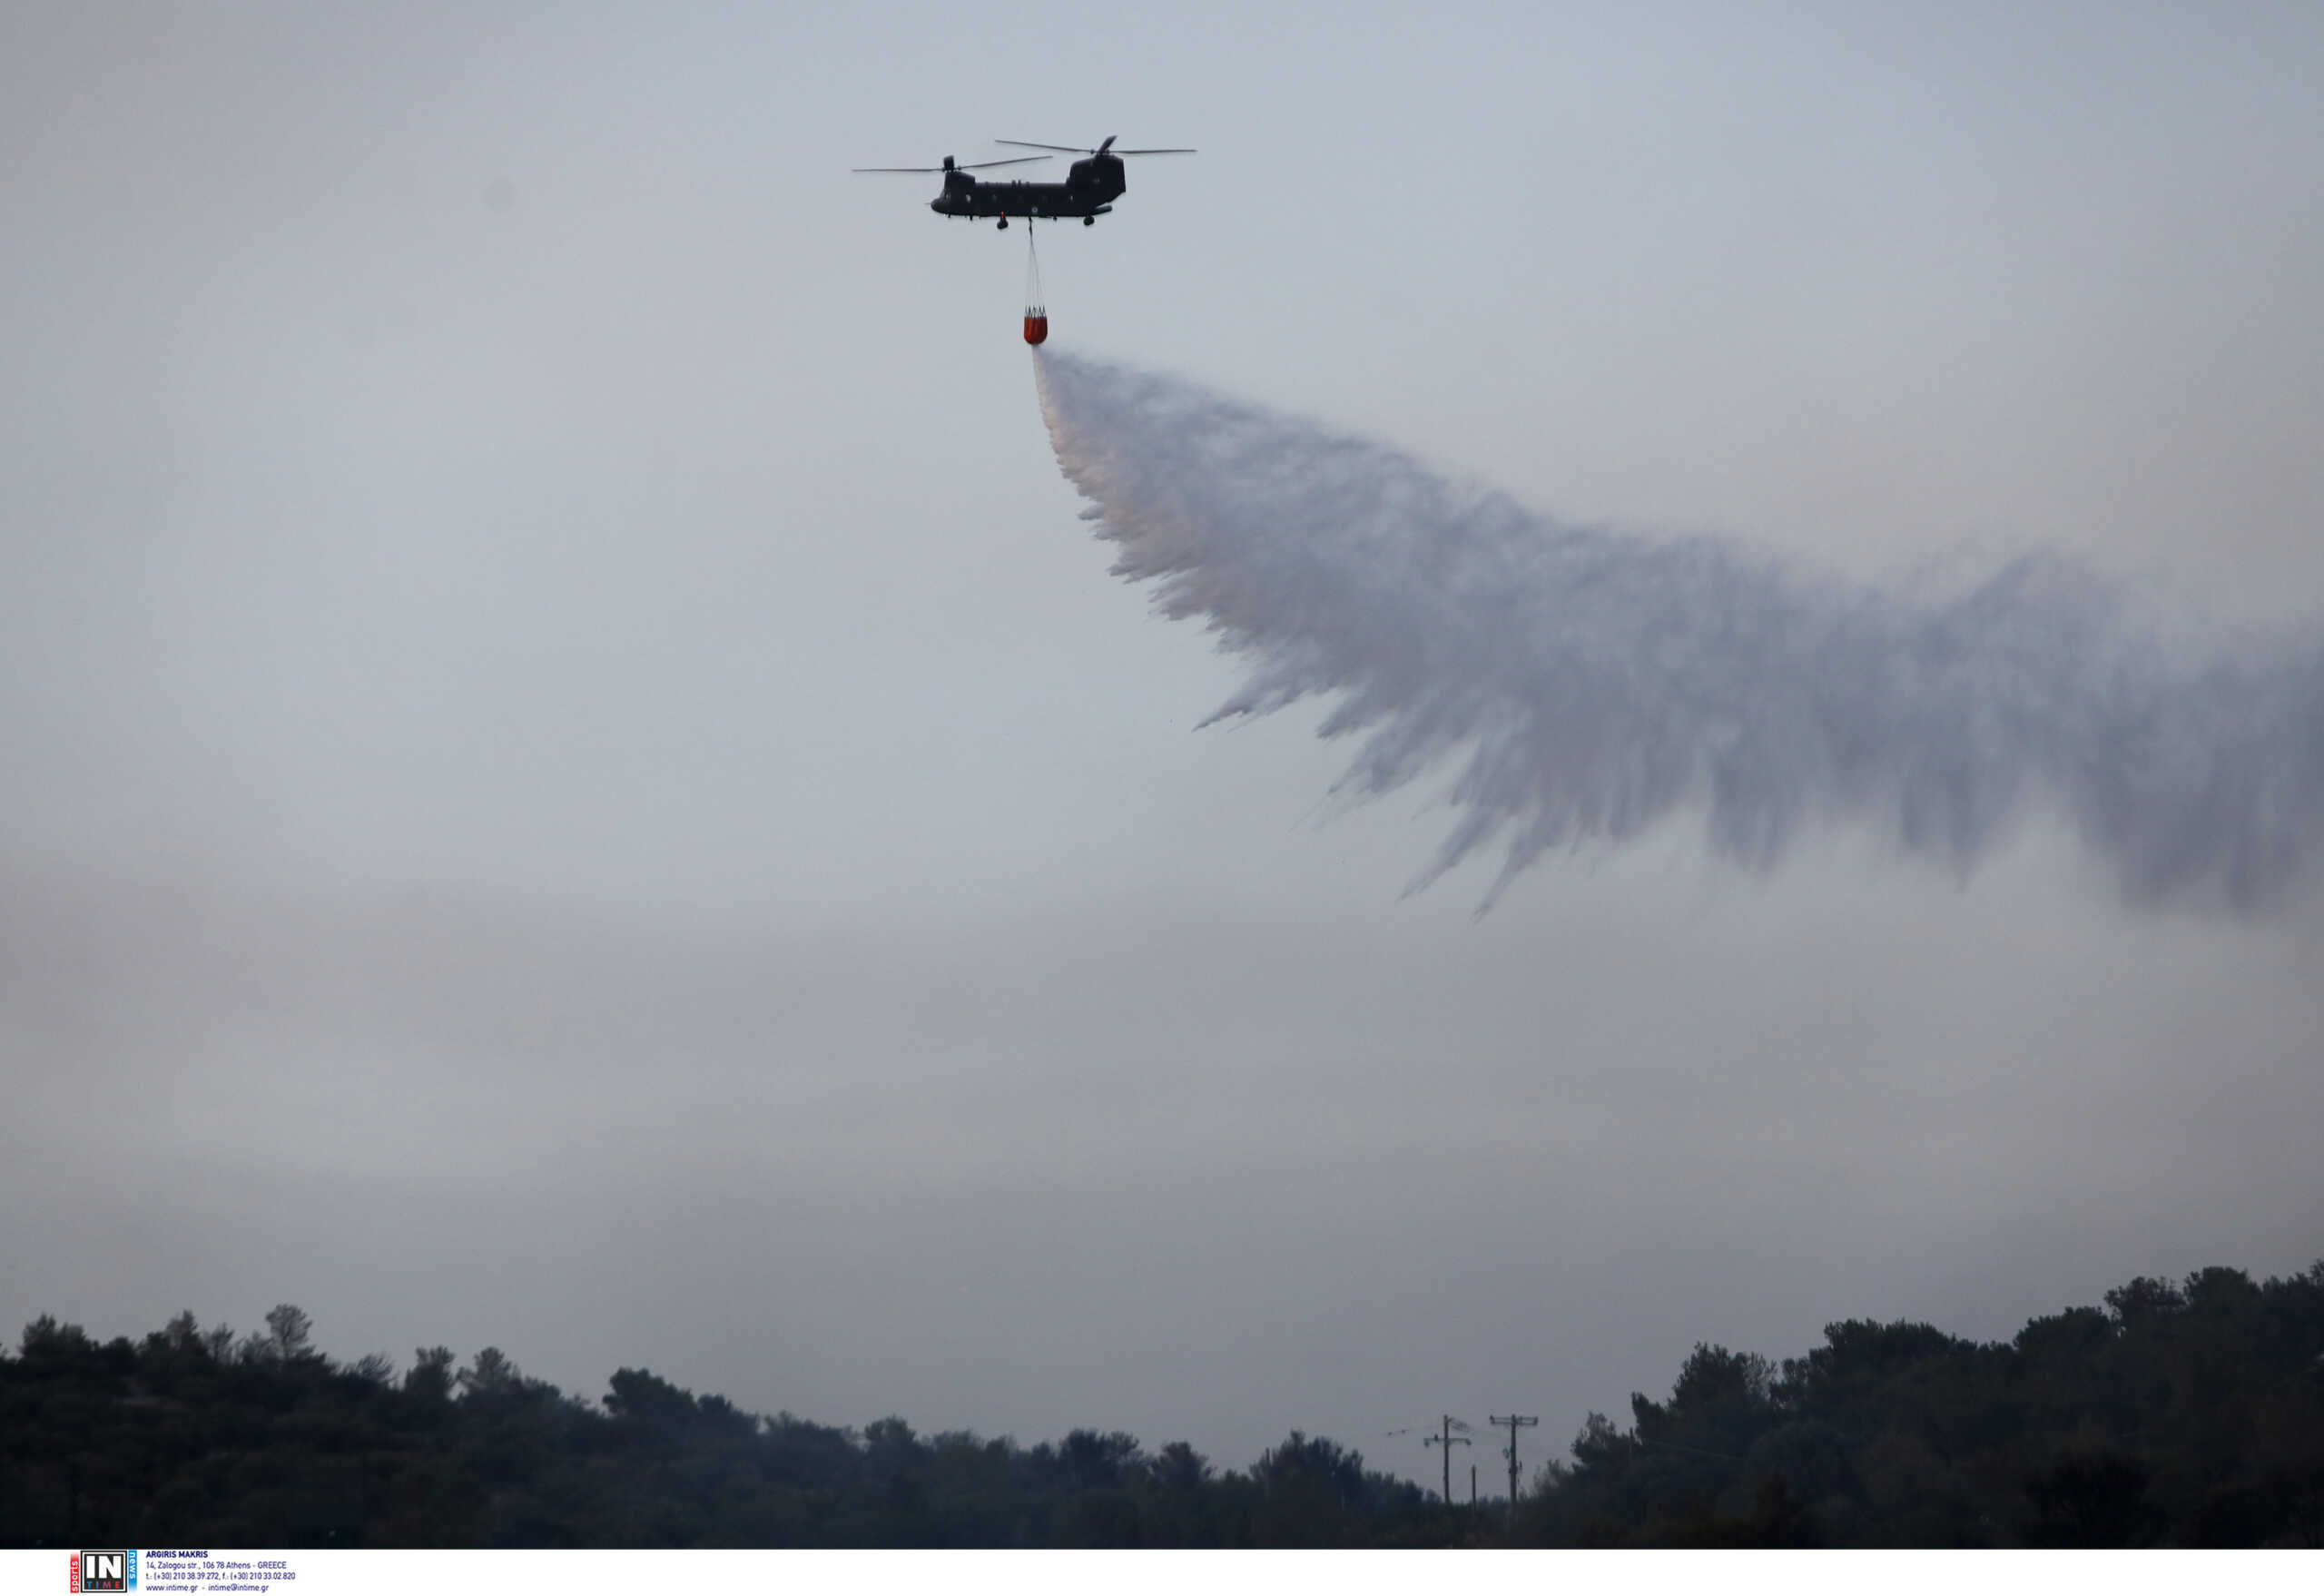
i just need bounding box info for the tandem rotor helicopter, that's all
[853,136,1196,228]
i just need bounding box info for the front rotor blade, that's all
[852,166,944,173]
[955,155,1053,170]
[995,140,1092,153]
[1115,148,1197,155]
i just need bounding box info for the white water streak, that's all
[1036,349,2324,913]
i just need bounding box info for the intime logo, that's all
[70,1550,134,1592]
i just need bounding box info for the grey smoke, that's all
[1035,349,2324,913]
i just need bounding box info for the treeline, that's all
[0,1305,1434,1547]
[1526,1261,2324,1547]
[3,1261,2319,1547]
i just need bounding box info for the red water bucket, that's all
[1023,313,1048,345]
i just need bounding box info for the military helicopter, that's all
[853,136,1195,228]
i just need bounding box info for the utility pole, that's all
[1423,1414,1471,1505]
[1470,1463,1478,1506]
[1487,1414,1538,1526]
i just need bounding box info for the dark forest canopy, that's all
[4,1261,2320,1547]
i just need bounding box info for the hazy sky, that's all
[5,1,2321,1488]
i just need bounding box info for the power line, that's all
[1422,1414,1472,1505]
[1487,1414,1538,1526]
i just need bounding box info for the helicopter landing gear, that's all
[1083,215,1095,226]
[997,218,1008,231]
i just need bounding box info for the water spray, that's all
[1033,349,2324,914]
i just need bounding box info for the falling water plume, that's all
[1033,348,2324,914]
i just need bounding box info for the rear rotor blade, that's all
[1114,148,1196,155]
[996,140,1093,153]
[852,166,944,172]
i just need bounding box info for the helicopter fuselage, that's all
[931,154,1127,220]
